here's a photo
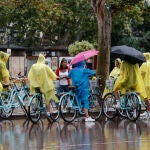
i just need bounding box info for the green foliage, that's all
[68,40,94,56]
[111,1,150,52]
[0,0,149,52]
[0,0,98,49]
[141,31,150,51]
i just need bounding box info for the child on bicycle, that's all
[28,54,59,113]
[68,60,95,122]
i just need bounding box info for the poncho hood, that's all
[75,61,85,68]
[37,54,45,64]
[144,53,150,62]
[0,51,10,64]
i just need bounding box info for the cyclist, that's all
[103,58,122,97]
[28,54,59,114]
[140,52,150,119]
[68,61,95,122]
[113,60,147,109]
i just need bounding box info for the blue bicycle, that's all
[28,88,60,123]
[59,86,103,123]
[103,91,142,121]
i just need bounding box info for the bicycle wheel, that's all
[103,92,117,119]
[0,92,13,119]
[93,86,102,97]
[126,92,141,121]
[28,94,41,123]
[88,94,102,120]
[118,95,127,118]
[59,93,77,123]
[48,99,60,121]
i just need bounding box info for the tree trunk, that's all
[89,0,112,92]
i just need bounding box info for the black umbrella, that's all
[111,45,146,64]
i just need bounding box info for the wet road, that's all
[0,118,150,150]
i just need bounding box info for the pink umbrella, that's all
[70,49,99,65]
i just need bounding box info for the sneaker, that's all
[85,122,95,128]
[113,100,120,109]
[47,112,50,116]
[52,110,58,114]
[140,111,148,117]
[62,109,67,113]
[74,118,81,122]
[132,110,137,118]
[140,111,149,120]
[85,117,95,122]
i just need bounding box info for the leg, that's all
[46,102,50,112]
[84,108,89,118]
[57,85,64,98]
[82,90,95,122]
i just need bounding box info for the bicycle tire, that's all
[93,86,102,97]
[59,93,77,123]
[103,92,117,119]
[0,92,13,119]
[48,99,60,121]
[118,95,127,118]
[125,92,141,121]
[88,94,102,120]
[28,94,41,123]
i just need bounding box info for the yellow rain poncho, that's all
[28,54,59,104]
[0,51,10,83]
[103,58,122,97]
[109,58,122,79]
[113,61,147,100]
[0,82,3,94]
[140,53,150,99]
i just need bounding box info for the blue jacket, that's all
[68,61,95,95]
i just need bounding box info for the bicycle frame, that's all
[59,88,98,113]
[59,90,81,111]
[28,92,47,114]
[117,91,142,110]
[3,83,29,116]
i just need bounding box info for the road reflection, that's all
[0,118,150,150]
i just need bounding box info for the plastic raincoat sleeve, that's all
[0,62,10,83]
[0,51,10,83]
[46,66,57,80]
[109,67,120,79]
[0,83,3,94]
[140,53,150,99]
[113,61,147,100]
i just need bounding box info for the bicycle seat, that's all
[68,86,76,89]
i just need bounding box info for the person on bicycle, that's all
[113,60,147,108]
[103,58,122,97]
[140,52,150,119]
[68,60,95,122]
[0,51,10,84]
[28,54,59,113]
[109,58,122,79]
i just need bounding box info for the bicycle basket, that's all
[90,79,98,88]
[53,80,60,89]
[105,79,115,90]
